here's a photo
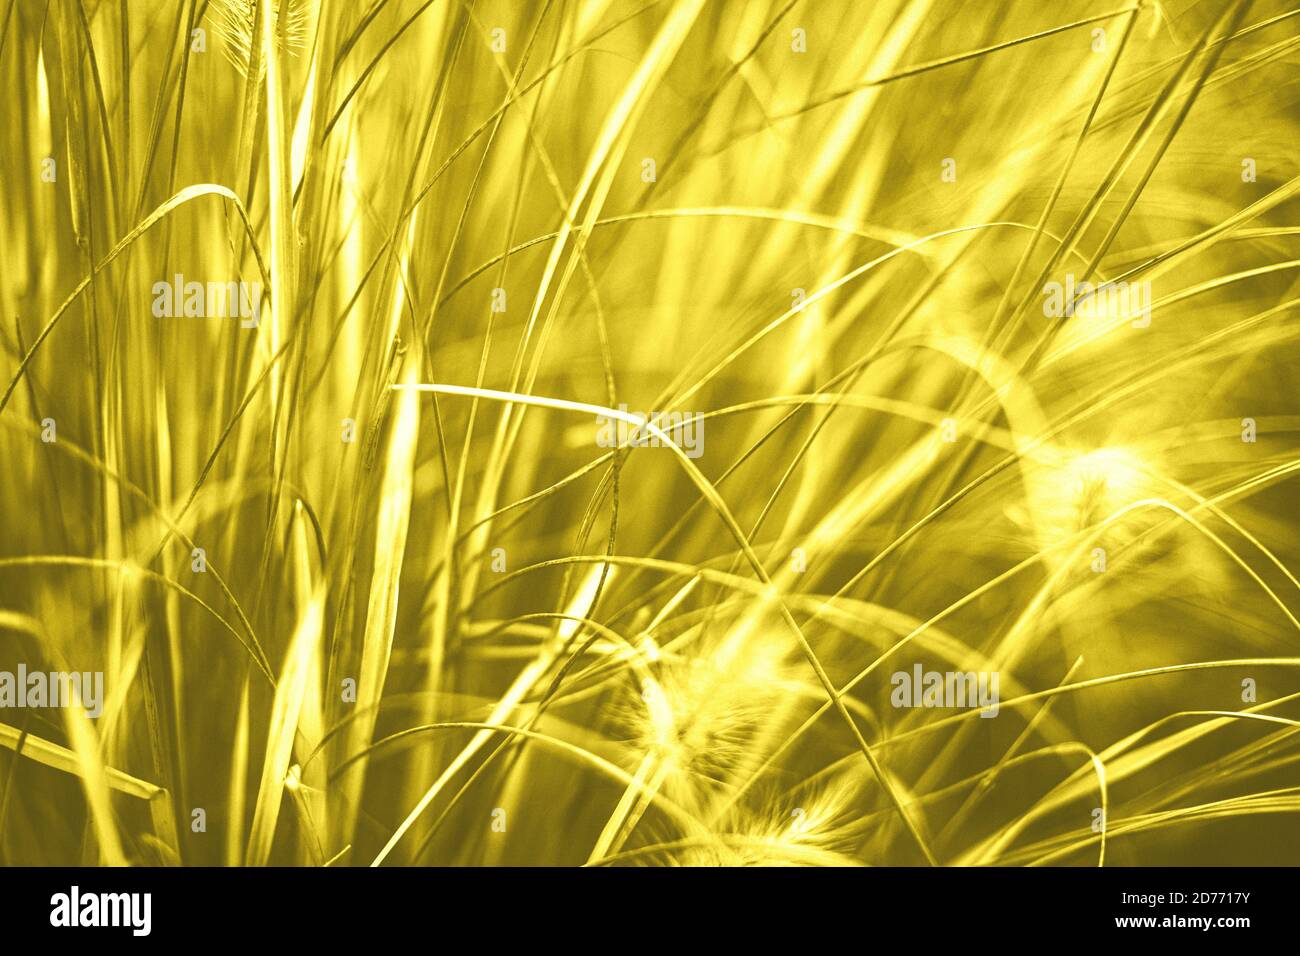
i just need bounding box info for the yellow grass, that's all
[0,0,1297,866]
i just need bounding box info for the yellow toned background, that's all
[0,0,1297,866]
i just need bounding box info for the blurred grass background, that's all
[0,0,1298,866]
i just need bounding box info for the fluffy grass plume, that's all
[0,0,1297,867]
